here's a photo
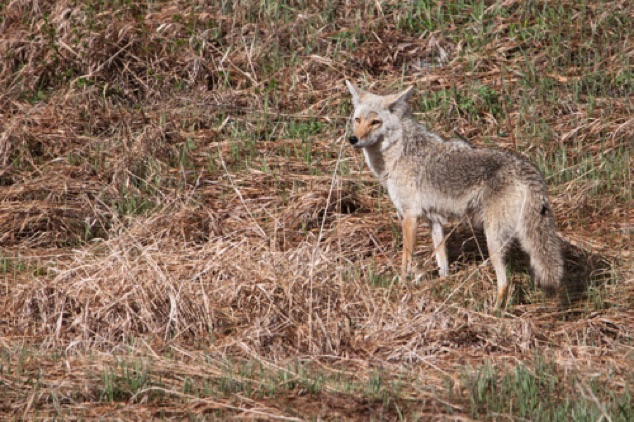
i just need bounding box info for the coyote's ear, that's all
[384,86,414,112]
[345,80,363,106]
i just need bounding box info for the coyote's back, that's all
[345,81,563,308]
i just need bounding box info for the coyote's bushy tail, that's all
[520,188,563,295]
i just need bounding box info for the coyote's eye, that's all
[371,119,382,127]
[354,117,361,124]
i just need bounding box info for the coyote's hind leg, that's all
[485,227,513,309]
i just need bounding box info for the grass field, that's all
[1,0,633,420]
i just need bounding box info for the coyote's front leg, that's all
[401,213,417,281]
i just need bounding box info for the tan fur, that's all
[346,81,563,309]
[353,112,380,140]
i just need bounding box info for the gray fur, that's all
[346,81,563,307]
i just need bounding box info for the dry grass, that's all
[1,0,633,419]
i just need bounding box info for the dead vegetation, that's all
[0,0,633,419]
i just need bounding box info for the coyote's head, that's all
[345,81,414,150]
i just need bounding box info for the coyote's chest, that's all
[362,148,385,179]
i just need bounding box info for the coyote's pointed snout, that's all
[348,136,359,145]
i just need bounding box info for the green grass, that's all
[3,345,631,420]
[0,253,27,275]
[101,359,156,402]
[463,358,634,421]
[93,354,412,411]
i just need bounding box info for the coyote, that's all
[345,81,563,307]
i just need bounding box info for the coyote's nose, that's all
[348,136,359,145]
